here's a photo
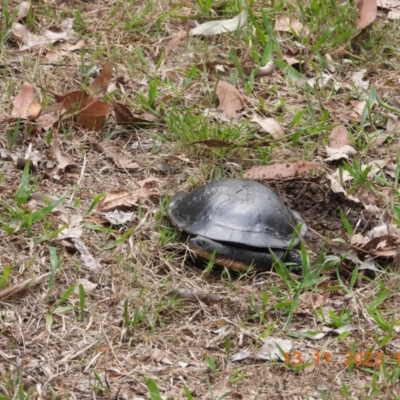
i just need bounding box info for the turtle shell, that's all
[168,178,307,249]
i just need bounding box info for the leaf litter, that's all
[2,0,400,399]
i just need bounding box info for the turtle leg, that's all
[283,250,303,274]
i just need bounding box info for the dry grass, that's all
[1,0,400,399]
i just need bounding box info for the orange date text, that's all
[284,351,390,367]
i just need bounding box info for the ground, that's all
[1,0,400,399]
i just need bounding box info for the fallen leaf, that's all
[101,141,140,170]
[72,238,102,272]
[164,30,188,59]
[275,15,310,36]
[349,69,369,91]
[189,10,247,36]
[0,273,51,300]
[326,173,360,203]
[329,124,351,149]
[52,136,76,170]
[57,213,83,240]
[231,348,251,362]
[12,18,79,51]
[53,90,89,109]
[88,61,113,97]
[325,145,357,161]
[169,288,221,305]
[356,0,377,29]
[377,0,400,9]
[252,115,285,139]
[256,59,275,77]
[257,338,292,361]
[211,376,232,398]
[244,161,325,180]
[216,81,244,119]
[76,97,110,131]
[11,82,38,120]
[75,278,97,293]
[97,189,158,212]
[103,210,134,225]
[34,103,63,131]
[14,1,31,22]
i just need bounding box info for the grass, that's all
[1,0,400,398]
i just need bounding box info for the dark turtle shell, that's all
[168,178,307,249]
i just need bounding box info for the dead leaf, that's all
[55,39,86,52]
[11,18,79,51]
[113,102,135,124]
[103,210,134,225]
[76,97,109,131]
[72,238,102,272]
[0,272,51,300]
[252,115,285,139]
[57,213,83,240]
[52,136,76,170]
[102,141,140,170]
[275,15,310,36]
[216,81,244,119]
[14,1,31,22]
[88,61,113,96]
[169,288,221,305]
[329,124,351,149]
[256,338,292,361]
[53,90,89,109]
[349,69,369,91]
[164,30,188,59]
[11,82,39,120]
[97,189,157,212]
[211,376,232,398]
[325,145,357,161]
[34,103,63,131]
[189,10,247,36]
[256,59,275,77]
[356,0,377,29]
[244,161,325,180]
[75,278,97,293]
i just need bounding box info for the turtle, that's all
[168,178,307,272]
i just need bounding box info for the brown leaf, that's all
[88,61,113,96]
[329,123,351,149]
[356,0,377,29]
[113,103,161,127]
[53,90,89,109]
[0,273,51,300]
[244,161,325,180]
[190,139,234,147]
[14,1,31,22]
[97,189,158,212]
[34,103,63,131]
[11,82,35,119]
[216,81,244,119]
[275,15,310,36]
[252,115,285,139]
[102,141,140,170]
[164,30,188,59]
[113,102,135,124]
[53,136,76,170]
[26,99,41,120]
[72,238,102,272]
[77,98,110,131]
